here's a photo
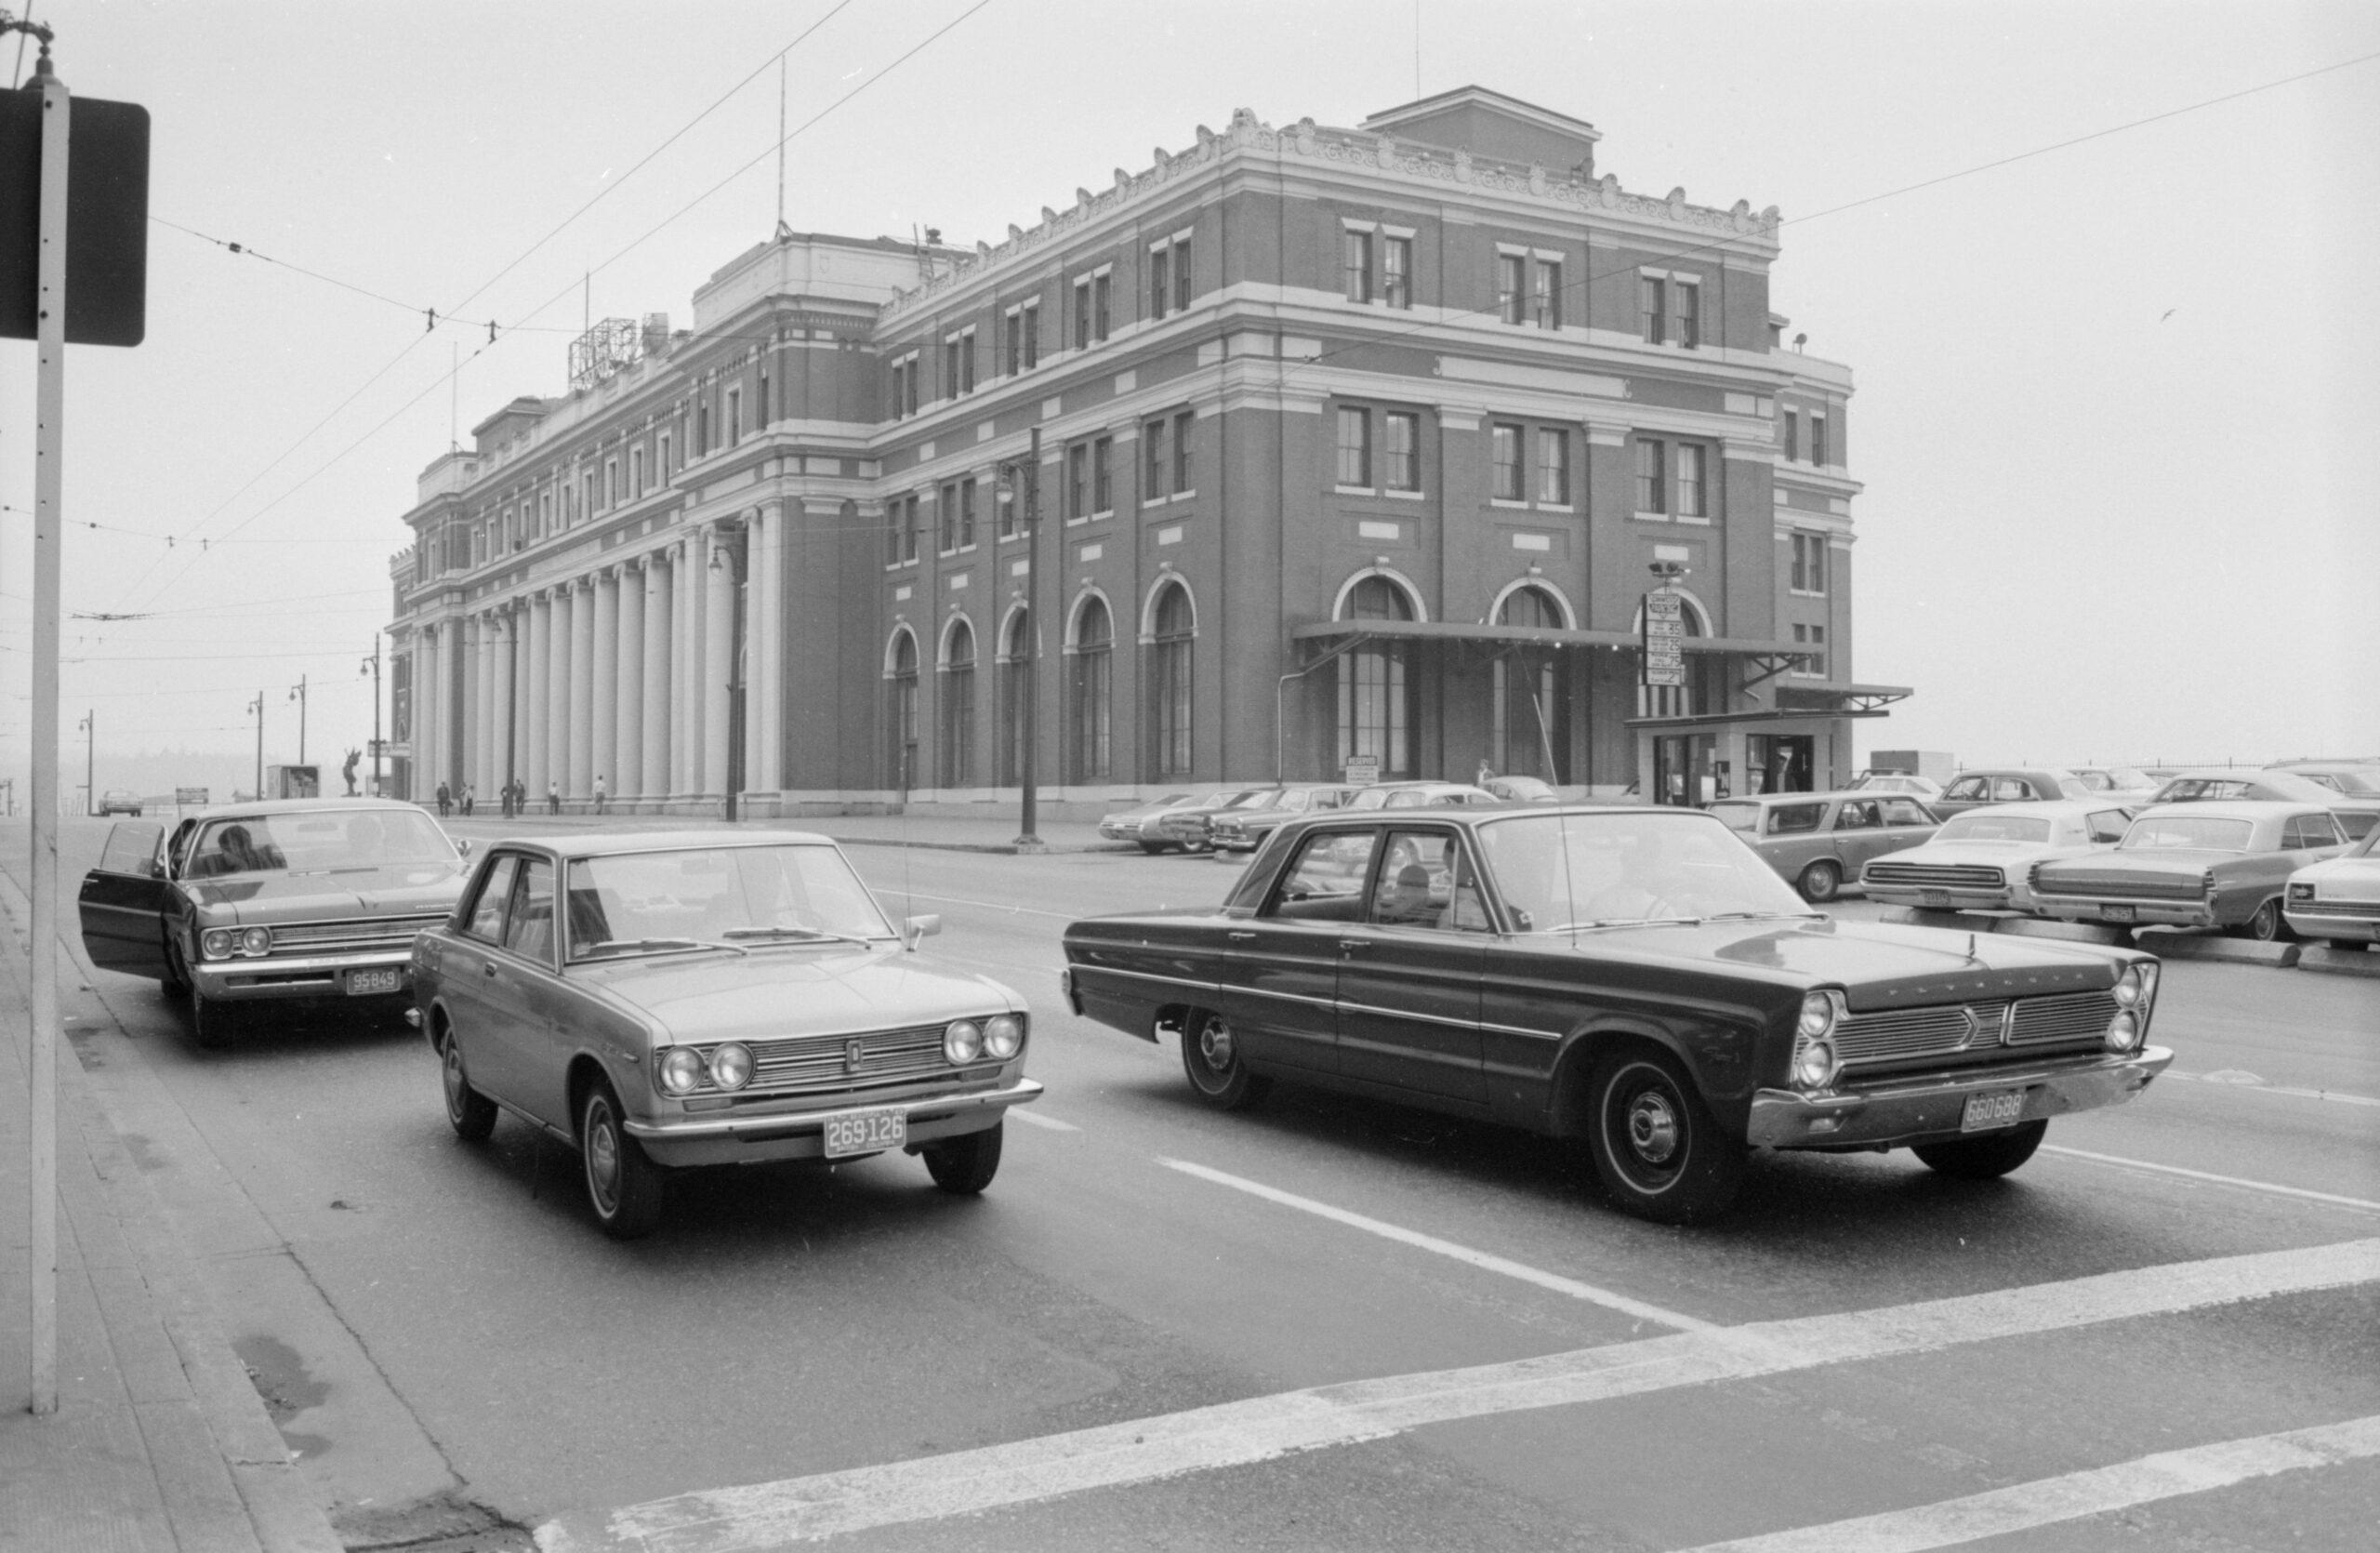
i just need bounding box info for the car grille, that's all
[1865,861,2004,888]
[2307,899,2380,919]
[734,1024,963,1095]
[1834,990,2116,1069]
[2034,869,2204,901]
[267,915,447,956]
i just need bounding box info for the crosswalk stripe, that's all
[1673,1413,2380,1553]
[532,1237,2380,1553]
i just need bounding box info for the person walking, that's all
[547,779,561,816]
[461,782,475,816]
[593,774,607,816]
[435,779,451,817]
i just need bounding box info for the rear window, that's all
[1767,803,1825,835]
[1938,815,2052,844]
[2122,816,2254,852]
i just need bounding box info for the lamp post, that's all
[361,642,382,798]
[77,710,92,816]
[288,674,309,767]
[250,692,265,800]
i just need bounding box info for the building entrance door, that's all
[1653,733,1716,806]
[1748,734,1815,795]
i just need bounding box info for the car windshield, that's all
[187,809,455,877]
[565,843,895,960]
[1476,811,1812,930]
[1226,789,1285,810]
[2321,769,2380,795]
[2157,777,2254,802]
[2121,816,2254,852]
[1707,802,1760,833]
[1937,814,2053,844]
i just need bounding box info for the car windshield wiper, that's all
[720,926,872,946]
[579,936,747,958]
[1700,909,1824,922]
[1536,917,1700,933]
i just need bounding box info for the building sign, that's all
[1641,591,1686,688]
[1343,754,1382,787]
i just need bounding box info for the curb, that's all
[1997,917,2134,946]
[2295,945,2380,978]
[2134,931,2301,967]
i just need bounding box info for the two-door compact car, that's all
[1859,800,2136,915]
[97,788,144,816]
[1061,806,2170,1223]
[1147,788,1276,853]
[1208,784,1355,854]
[2069,766,2160,800]
[412,830,1040,1238]
[1929,769,2092,817]
[2030,802,2350,940]
[2281,825,2380,949]
[1706,790,1940,902]
[2146,768,2380,841]
[78,799,471,1045]
[1098,792,1199,851]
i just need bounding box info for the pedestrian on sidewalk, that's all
[547,780,561,816]
[436,779,451,817]
[461,782,476,816]
[594,774,608,816]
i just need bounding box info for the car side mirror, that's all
[903,914,942,949]
[455,838,473,859]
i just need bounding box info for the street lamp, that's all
[288,674,309,767]
[76,710,92,816]
[249,692,265,800]
[361,642,382,799]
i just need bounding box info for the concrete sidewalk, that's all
[1,872,339,1551]
[431,804,1137,855]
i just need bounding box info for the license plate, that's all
[1962,1089,2025,1133]
[822,1108,906,1158]
[346,967,403,996]
[1920,890,1951,909]
[2098,903,2136,923]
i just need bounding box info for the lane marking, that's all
[2043,1146,2380,1214]
[1008,1108,1079,1133]
[2165,1069,2380,1108]
[1676,1412,2380,1553]
[1158,1158,1714,1333]
[532,1238,2380,1553]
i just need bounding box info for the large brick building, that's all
[387,86,1906,816]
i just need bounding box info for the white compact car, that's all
[2283,827,2380,949]
[1860,800,2136,915]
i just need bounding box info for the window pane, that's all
[1636,438,1665,512]
[1537,429,1567,504]
[1023,302,1038,368]
[1343,230,1372,303]
[1150,248,1170,318]
[1676,445,1704,516]
[1093,273,1111,339]
[1383,237,1410,308]
[1674,282,1699,349]
[1499,254,1525,324]
[1093,437,1113,512]
[1385,412,1419,491]
[1174,412,1194,492]
[1534,260,1561,328]
[1337,407,1371,486]
[1492,424,1521,500]
[1145,420,1166,499]
[959,478,976,548]
[1640,276,1664,343]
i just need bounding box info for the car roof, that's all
[1712,790,1904,806]
[179,797,436,823]
[1950,767,2079,780]
[2135,801,2330,822]
[1938,799,2120,816]
[472,829,844,861]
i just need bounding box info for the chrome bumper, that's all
[193,947,414,1002]
[1865,885,2014,911]
[626,1078,1044,1167]
[2039,897,2213,929]
[1746,1045,2173,1150]
[2281,909,2380,941]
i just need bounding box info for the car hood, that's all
[1571,915,2122,1011]
[184,864,467,923]
[2290,857,2380,896]
[573,947,1025,1044]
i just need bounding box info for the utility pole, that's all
[361,641,382,797]
[77,710,92,816]
[250,692,264,799]
[288,673,308,765]
[1015,427,1043,851]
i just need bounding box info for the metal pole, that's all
[254,692,263,799]
[82,710,93,816]
[25,48,72,1418]
[1015,428,1041,848]
[293,673,307,765]
[365,641,383,798]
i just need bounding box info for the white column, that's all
[412,632,435,801]
[569,577,596,800]
[615,560,644,806]
[525,594,550,800]
[426,624,447,798]
[471,615,496,798]
[492,610,515,798]
[704,527,734,803]
[641,553,671,806]
[547,586,573,806]
[750,503,784,795]
[591,568,620,807]
[677,538,706,798]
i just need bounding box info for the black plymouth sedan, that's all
[1061,806,2171,1222]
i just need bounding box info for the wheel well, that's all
[565,1055,612,1135]
[1548,1029,1678,1139]
[428,1006,450,1050]
[1153,1002,1200,1043]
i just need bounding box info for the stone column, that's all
[566,577,595,799]
[749,502,784,796]
[524,593,551,800]
[492,610,516,800]
[676,538,706,798]
[415,630,438,801]
[591,568,620,808]
[615,560,644,808]
[703,526,734,804]
[641,552,671,807]
[473,615,496,797]
[547,586,574,805]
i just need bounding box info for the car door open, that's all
[77,820,170,978]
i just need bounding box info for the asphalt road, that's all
[13,816,2379,1551]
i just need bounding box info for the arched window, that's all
[1068,597,1113,783]
[1493,585,1568,782]
[1148,583,1194,779]
[941,620,976,789]
[1337,575,1418,779]
[998,609,1031,787]
[888,630,919,790]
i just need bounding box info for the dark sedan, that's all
[1061,806,2170,1223]
[2149,767,2379,841]
[2031,802,2349,940]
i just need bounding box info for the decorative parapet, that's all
[882,106,1781,320]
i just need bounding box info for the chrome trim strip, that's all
[194,947,411,993]
[1078,963,1223,993]
[623,1078,1043,1140]
[1746,1046,2173,1148]
[1337,999,1480,1033]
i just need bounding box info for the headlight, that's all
[1792,1036,1839,1089]
[239,926,272,957]
[1796,990,1836,1041]
[944,1020,984,1063]
[983,1014,1023,1060]
[2111,965,2145,1008]
[656,1047,706,1095]
[201,928,235,960]
[2105,1010,2142,1053]
[708,1042,753,1091]
[2287,883,2314,902]
[1790,990,1842,1090]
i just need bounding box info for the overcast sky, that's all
[3,0,2374,800]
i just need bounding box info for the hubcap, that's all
[1626,1089,1681,1167]
[588,1108,620,1208]
[1200,1020,1235,1069]
[443,1048,465,1113]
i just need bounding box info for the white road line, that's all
[1158,1158,1714,1333]
[531,1238,2380,1553]
[866,888,1078,920]
[2043,1145,2380,1214]
[2165,1069,2380,1108]
[1008,1108,1079,1133]
[1675,1413,2380,1553]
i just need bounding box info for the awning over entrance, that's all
[1626,683,1913,729]
[1289,619,1802,657]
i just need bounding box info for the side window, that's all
[462,855,521,944]
[1370,830,1463,929]
[1991,778,2030,802]
[1267,830,1378,919]
[166,819,200,875]
[1833,802,1878,831]
[2086,810,2131,843]
[503,858,556,962]
[99,822,164,875]
[1881,799,1930,827]
[1946,777,1987,802]
[1768,803,1824,835]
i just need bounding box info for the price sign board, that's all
[1642,591,1686,688]
[1342,755,1382,787]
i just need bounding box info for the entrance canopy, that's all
[1289,619,1798,657]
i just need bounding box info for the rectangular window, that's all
[1173,410,1194,493]
[944,337,960,398]
[1073,279,1090,349]
[1491,422,1523,500]
[1068,443,1089,520]
[1673,280,1700,350]
[1172,237,1191,312]
[1382,235,1411,309]
[1811,413,1830,467]
[1533,259,1561,328]
[1336,407,1371,487]
[961,332,975,393]
[657,432,671,478]
[1094,272,1111,339]
[938,483,959,553]
[1384,411,1419,491]
[1676,444,1706,517]
[998,474,1018,538]
[1149,246,1170,319]
[1792,623,1827,677]
[539,489,553,536]
[1003,308,1022,376]
[1640,275,1665,344]
[1636,437,1666,513]
[1022,300,1039,368]
[1093,436,1114,513]
[1498,253,1526,325]
[1343,229,1373,303]
[698,402,711,454]
[727,388,741,444]
[1144,418,1167,499]
[887,504,903,565]
[904,496,919,563]
[630,446,645,496]
[904,354,919,417]
[1782,409,1799,462]
[1537,429,1568,504]
[959,477,977,548]
[1792,533,1829,594]
[605,458,619,508]
[758,370,770,428]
